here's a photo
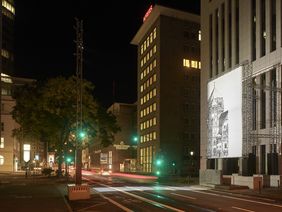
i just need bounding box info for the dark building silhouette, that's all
[131,5,200,176]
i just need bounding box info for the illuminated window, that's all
[150,63,152,71]
[150,33,153,43]
[150,49,152,57]
[0,138,4,148]
[141,59,143,67]
[153,117,157,125]
[191,60,198,68]
[198,61,201,69]
[23,144,31,162]
[153,132,156,139]
[153,59,156,67]
[141,85,143,92]
[153,28,156,39]
[153,74,156,82]
[198,30,201,41]
[1,49,9,59]
[0,155,4,165]
[141,72,144,80]
[153,45,156,53]
[2,0,15,15]
[153,103,156,111]
[141,45,144,55]
[183,59,190,67]
[153,88,156,96]
[147,37,150,47]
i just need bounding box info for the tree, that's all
[12,76,120,176]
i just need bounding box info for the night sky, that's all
[14,0,200,107]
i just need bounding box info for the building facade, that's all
[90,102,137,173]
[1,0,15,75]
[201,0,282,181]
[132,5,200,176]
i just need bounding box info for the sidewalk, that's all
[0,172,72,212]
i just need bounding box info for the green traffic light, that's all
[66,157,71,163]
[156,170,161,175]
[172,162,176,166]
[133,136,138,142]
[79,131,86,139]
[156,159,162,166]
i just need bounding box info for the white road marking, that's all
[99,193,133,212]
[97,182,185,212]
[210,189,275,202]
[192,190,282,208]
[232,206,255,212]
[171,193,197,200]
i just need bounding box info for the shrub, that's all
[41,168,54,176]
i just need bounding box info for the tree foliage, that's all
[12,76,120,174]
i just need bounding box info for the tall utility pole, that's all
[74,18,84,185]
[0,1,3,150]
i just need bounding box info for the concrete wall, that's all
[199,169,222,185]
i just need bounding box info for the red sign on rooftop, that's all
[143,5,153,22]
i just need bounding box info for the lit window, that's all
[0,138,4,148]
[1,49,9,59]
[183,59,190,67]
[141,45,144,55]
[141,85,143,92]
[2,0,15,15]
[141,72,144,80]
[153,117,157,125]
[198,30,201,41]
[153,59,156,67]
[150,49,152,57]
[0,155,4,165]
[191,60,198,68]
[153,28,156,39]
[153,88,156,96]
[141,59,143,67]
[153,103,156,111]
[147,37,150,47]
[150,33,153,43]
[198,61,201,69]
[153,45,156,53]
[153,132,156,139]
[153,74,156,82]
[150,63,152,71]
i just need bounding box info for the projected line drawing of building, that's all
[208,85,229,158]
[201,0,282,187]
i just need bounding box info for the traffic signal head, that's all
[66,157,71,163]
[156,159,162,166]
[133,136,138,142]
[156,170,161,176]
[172,162,176,166]
[78,131,86,139]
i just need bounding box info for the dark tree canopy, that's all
[12,76,120,174]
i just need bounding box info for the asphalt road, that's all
[76,173,282,212]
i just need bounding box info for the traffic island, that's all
[67,184,90,200]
